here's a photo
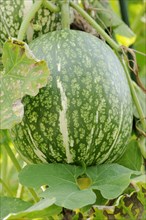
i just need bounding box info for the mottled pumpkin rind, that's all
[11,30,133,166]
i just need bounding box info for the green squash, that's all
[11,30,133,166]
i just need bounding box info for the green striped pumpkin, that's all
[11,30,133,166]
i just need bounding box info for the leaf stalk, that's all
[0,178,13,196]
[3,141,21,172]
[1,131,39,202]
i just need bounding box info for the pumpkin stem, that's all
[61,0,70,30]
[43,0,60,13]
[18,0,43,40]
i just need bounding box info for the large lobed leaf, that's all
[86,164,139,199]
[19,163,96,210]
[0,38,50,129]
[19,163,140,210]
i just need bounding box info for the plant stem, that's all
[69,1,120,52]
[2,135,39,202]
[121,57,146,130]
[18,0,43,40]
[43,0,60,12]
[3,142,21,172]
[61,0,70,29]
[1,145,8,186]
[0,178,14,196]
[16,183,24,198]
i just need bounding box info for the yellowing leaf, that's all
[77,177,92,190]
[115,34,136,47]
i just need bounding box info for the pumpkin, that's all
[11,30,133,166]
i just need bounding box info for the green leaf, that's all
[3,198,61,220]
[116,139,143,171]
[0,38,50,129]
[19,163,140,210]
[86,164,140,199]
[0,197,32,220]
[19,163,84,188]
[90,0,136,46]
[19,163,96,210]
[42,186,96,210]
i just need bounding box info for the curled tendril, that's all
[121,45,146,94]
